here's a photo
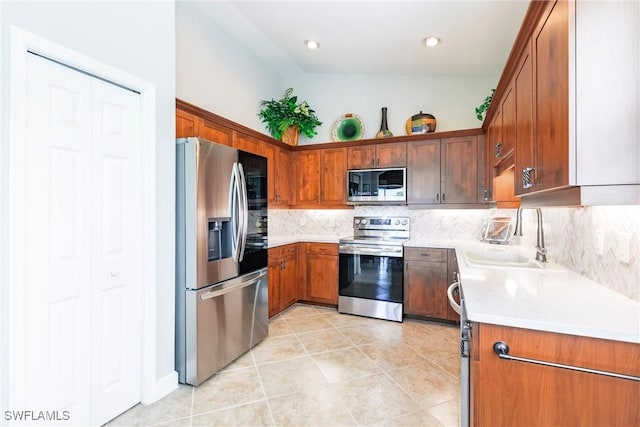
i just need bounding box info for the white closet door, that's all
[22,53,142,426]
[90,76,142,425]
[24,53,94,423]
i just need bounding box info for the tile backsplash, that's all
[269,205,640,302]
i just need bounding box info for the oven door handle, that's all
[339,245,403,256]
[447,282,461,315]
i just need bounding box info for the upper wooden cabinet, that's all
[485,0,640,206]
[263,143,291,208]
[233,132,263,155]
[176,108,200,138]
[291,147,347,208]
[514,39,534,196]
[347,141,406,169]
[531,0,569,193]
[408,136,483,206]
[177,99,487,210]
[471,322,640,426]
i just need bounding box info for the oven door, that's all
[338,244,404,321]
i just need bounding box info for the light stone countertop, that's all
[452,241,640,344]
[269,235,342,248]
[269,235,640,344]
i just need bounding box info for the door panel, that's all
[19,52,142,426]
[24,53,93,422]
[91,78,142,424]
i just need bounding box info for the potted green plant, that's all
[475,89,496,121]
[258,88,322,145]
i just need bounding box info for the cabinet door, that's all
[403,260,448,318]
[280,253,298,309]
[515,40,535,195]
[307,252,338,305]
[407,139,441,204]
[200,118,232,147]
[473,323,640,426]
[347,145,375,169]
[176,109,201,138]
[233,132,263,155]
[441,136,478,204]
[490,106,503,165]
[482,131,494,202]
[320,147,347,205]
[376,142,407,167]
[275,147,291,206]
[267,258,282,318]
[292,150,321,205]
[533,0,569,191]
[496,85,515,167]
[264,144,292,208]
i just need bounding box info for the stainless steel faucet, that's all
[514,207,548,262]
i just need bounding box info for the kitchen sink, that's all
[463,248,544,269]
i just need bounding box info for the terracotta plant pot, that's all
[281,125,299,146]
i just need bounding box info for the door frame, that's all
[7,26,161,408]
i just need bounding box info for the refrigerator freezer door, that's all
[182,268,268,385]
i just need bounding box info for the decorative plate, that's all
[332,113,364,142]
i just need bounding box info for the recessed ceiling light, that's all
[304,40,320,50]
[422,36,442,47]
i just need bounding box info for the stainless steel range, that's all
[338,216,410,322]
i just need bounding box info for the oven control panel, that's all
[353,216,409,229]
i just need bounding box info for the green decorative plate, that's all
[332,113,364,142]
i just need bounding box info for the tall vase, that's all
[375,107,393,139]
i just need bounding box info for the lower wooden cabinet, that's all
[471,323,640,426]
[303,243,338,305]
[404,247,459,321]
[267,244,298,317]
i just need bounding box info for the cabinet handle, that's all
[495,143,502,157]
[442,193,445,202]
[493,341,640,382]
[287,248,295,253]
[421,252,431,257]
[483,189,490,201]
[522,167,535,189]
[436,193,440,202]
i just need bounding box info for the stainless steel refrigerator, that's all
[175,137,268,386]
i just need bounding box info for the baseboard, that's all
[142,371,179,405]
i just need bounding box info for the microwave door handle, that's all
[237,163,248,262]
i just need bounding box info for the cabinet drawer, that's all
[306,243,338,256]
[404,247,447,262]
[269,243,297,260]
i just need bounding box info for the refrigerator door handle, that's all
[199,270,266,300]
[229,163,242,263]
[237,162,249,262]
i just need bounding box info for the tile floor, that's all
[108,304,461,427]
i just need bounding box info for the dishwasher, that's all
[448,277,470,427]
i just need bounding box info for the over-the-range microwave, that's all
[347,168,407,204]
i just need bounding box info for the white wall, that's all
[286,73,495,144]
[176,1,283,131]
[175,2,495,145]
[0,0,176,407]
